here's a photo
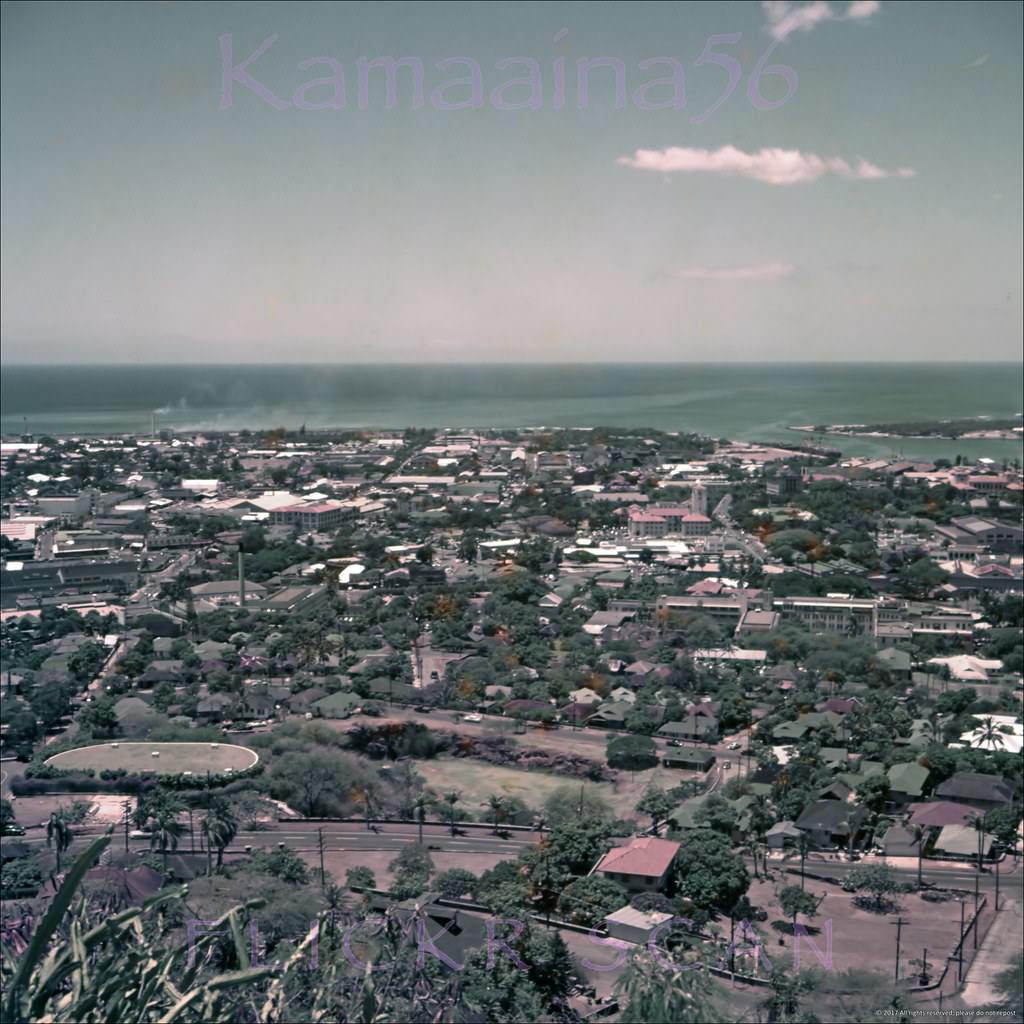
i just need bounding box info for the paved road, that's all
[765,851,1024,902]
[11,819,545,859]
[129,550,195,607]
[15,813,1020,903]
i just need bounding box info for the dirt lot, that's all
[6,792,103,829]
[744,873,972,981]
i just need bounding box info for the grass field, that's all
[45,741,258,776]
[414,757,704,820]
[414,757,617,813]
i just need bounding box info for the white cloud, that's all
[617,145,915,185]
[763,1,833,41]
[846,0,881,19]
[675,263,794,281]
[762,1,881,42]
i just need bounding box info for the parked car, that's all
[462,713,483,723]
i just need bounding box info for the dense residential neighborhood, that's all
[1,423,1022,1023]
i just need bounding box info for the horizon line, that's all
[4,359,1023,368]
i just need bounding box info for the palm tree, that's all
[150,810,185,873]
[487,795,506,835]
[912,823,926,887]
[760,968,818,1024]
[412,794,431,844]
[755,841,769,881]
[782,833,813,890]
[746,837,761,880]
[614,954,716,1023]
[973,813,987,872]
[201,800,239,875]
[973,717,1007,752]
[443,791,460,836]
[46,811,73,873]
[323,882,349,938]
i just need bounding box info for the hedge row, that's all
[14,762,262,795]
[13,776,155,797]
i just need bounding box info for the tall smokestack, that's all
[151,411,157,438]
[238,545,247,608]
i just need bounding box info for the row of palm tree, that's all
[352,784,464,839]
[134,790,239,874]
[45,811,73,873]
[411,791,464,840]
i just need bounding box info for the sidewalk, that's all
[958,898,1022,1006]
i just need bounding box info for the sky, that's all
[1,0,1022,364]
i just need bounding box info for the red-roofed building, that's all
[269,501,346,531]
[687,578,727,596]
[627,505,712,540]
[820,697,860,715]
[907,801,979,829]
[592,836,680,893]
[966,475,1009,494]
[627,509,670,538]
[0,521,38,542]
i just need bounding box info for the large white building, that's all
[628,505,712,540]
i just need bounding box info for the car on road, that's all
[128,829,152,840]
[723,760,731,769]
[462,713,483,723]
[414,705,431,713]
[2,823,26,836]
[727,741,742,750]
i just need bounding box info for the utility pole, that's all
[123,800,130,852]
[892,917,909,983]
[995,852,1000,911]
[544,855,552,928]
[318,827,326,887]
[957,899,966,983]
[188,806,195,854]
[974,870,980,949]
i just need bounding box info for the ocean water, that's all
[1,363,1022,461]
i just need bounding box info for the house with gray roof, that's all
[887,762,930,804]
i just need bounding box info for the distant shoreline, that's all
[789,415,1023,442]
[4,363,1022,461]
